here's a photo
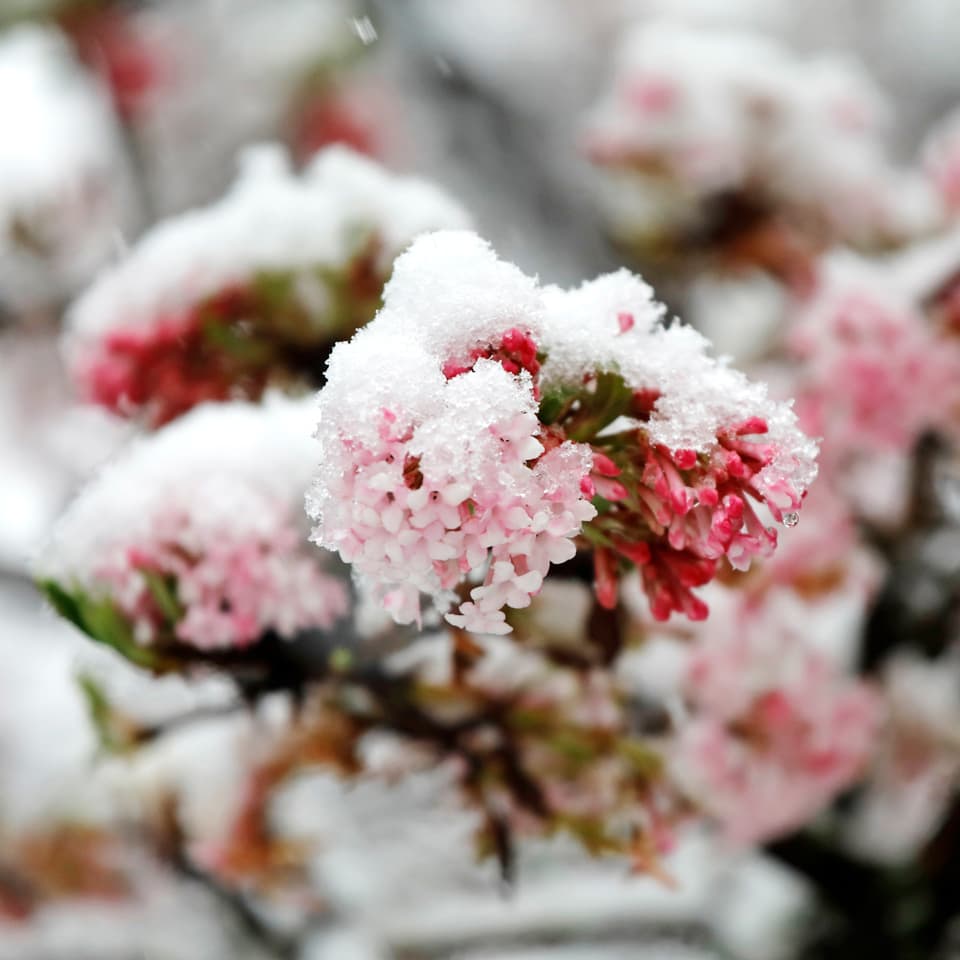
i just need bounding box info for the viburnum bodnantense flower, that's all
[36,398,347,662]
[582,21,941,264]
[671,590,882,844]
[65,144,470,427]
[788,252,960,475]
[308,230,817,633]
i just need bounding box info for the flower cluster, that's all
[36,399,347,656]
[66,144,470,426]
[788,253,960,474]
[307,233,596,636]
[387,634,679,868]
[309,230,817,632]
[583,21,940,259]
[0,25,134,312]
[673,595,882,844]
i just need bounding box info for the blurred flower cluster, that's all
[2,3,960,960]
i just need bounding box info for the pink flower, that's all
[38,400,348,653]
[311,359,595,635]
[849,653,960,861]
[590,415,804,620]
[789,256,960,473]
[95,495,347,650]
[676,610,881,844]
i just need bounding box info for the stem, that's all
[133,700,246,745]
[153,800,300,960]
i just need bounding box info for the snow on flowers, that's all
[65,144,470,426]
[583,21,940,265]
[36,398,347,658]
[308,230,817,634]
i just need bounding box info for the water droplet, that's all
[782,512,799,527]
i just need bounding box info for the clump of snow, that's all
[309,232,595,634]
[303,150,474,274]
[65,143,471,359]
[371,230,545,365]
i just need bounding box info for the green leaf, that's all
[75,592,159,669]
[578,524,615,548]
[201,318,277,365]
[328,646,354,673]
[41,580,160,671]
[78,672,111,727]
[37,579,86,632]
[554,814,623,856]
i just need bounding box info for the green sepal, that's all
[140,569,184,624]
[565,371,634,442]
[538,385,579,426]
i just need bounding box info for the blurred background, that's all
[3,1,960,958]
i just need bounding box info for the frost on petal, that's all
[36,397,348,655]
